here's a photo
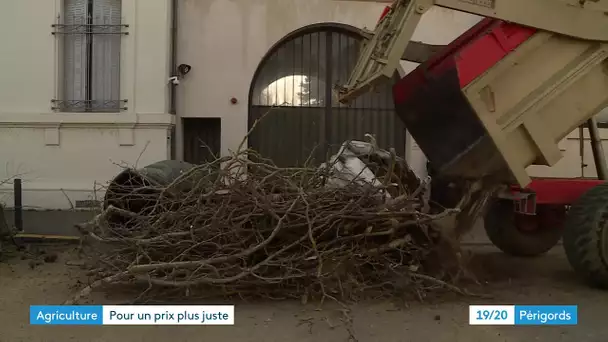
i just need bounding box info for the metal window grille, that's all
[52,0,128,112]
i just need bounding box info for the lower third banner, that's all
[30,305,235,325]
[469,305,577,325]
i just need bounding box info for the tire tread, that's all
[563,182,608,288]
[484,200,563,257]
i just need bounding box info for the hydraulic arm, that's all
[339,0,608,102]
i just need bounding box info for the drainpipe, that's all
[169,0,183,161]
[169,0,178,114]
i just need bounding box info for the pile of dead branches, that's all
[73,144,465,304]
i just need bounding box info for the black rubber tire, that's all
[484,200,564,257]
[563,182,608,289]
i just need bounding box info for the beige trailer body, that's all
[452,33,608,186]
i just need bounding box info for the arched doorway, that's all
[248,23,406,167]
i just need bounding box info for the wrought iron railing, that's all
[51,99,128,112]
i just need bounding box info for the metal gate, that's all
[248,25,406,167]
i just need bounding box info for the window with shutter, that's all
[53,0,127,112]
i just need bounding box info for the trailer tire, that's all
[563,182,608,289]
[484,200,564,257]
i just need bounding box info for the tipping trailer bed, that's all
[393,18,536,183]
[392,17,608,187]
[339,0,608,188]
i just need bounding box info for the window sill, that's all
[0,112,175,128]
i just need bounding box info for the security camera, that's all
[177,64,192,76]
[168,76,180,85]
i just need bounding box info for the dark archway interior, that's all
[248,24,406,167]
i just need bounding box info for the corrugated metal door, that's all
[249,26,405,167]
